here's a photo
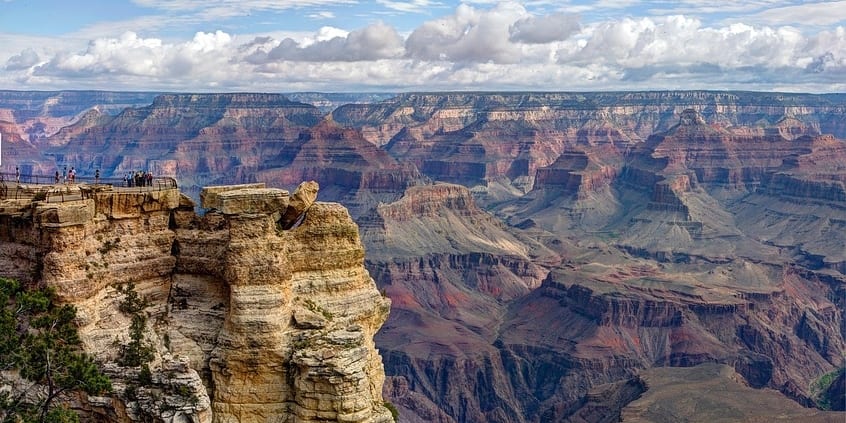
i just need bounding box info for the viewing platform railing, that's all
[0,172,178,202]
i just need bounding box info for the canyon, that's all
[1,90,845,422]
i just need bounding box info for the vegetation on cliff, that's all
[0,277,111,422]
[115,283,154,368]
[811,367,846,411]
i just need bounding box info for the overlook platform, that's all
[0,171,177,203]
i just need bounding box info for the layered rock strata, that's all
[0,182,392,423]
[3,90,846,423]
[620,364,844,422]
[359,184,560,422]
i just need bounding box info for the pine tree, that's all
[0,277,111,422]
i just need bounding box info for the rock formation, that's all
[0,181,393,422]
[332,91,845,203]
[2,90,845,422]
[254,121,423,218]
[619,364,843,422]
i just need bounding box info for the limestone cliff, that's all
[0,182,393,423]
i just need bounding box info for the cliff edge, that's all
[0,181,393,423]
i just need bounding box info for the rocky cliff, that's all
[332,91,845,202]
[0,182,393,422]
[0,91,161,175]
[2,90,845,422]
[3,93,324,196]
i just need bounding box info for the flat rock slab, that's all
[213,188,290,215]
[200,183,267,209]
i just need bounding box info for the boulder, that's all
[279,181,319,229]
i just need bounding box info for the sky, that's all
[0,0,845,93]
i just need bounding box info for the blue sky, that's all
[1,0,845,92]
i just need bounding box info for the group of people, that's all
[125,170,154,187]
[11,166,155,187]
[53,166,76,184]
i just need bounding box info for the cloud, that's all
[131,0,356,12]
[377,0,443,14]
[647,1,788,17]
[748,1,846,26]
[567,15,809,70]
[801,26,846,69]
[509,13,581,44]
[806,52,836,73]
[5,48,40,70]
[33,31,233,79]
[247,22,404,62]
[308,11,336,19]
[3,2,846,92]
[405,2,528,63]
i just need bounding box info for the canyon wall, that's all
[0,182,393,423]
[2,90,845,422]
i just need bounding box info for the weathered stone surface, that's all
[4,90,846,423]
[0,184,393,423]
[280,180,319,229]
[34,199,95,227]
[178,192,196,209]
[200,183,267,209]
[215,187,289,215]
[92,189,182,219]
[294,306,329,329]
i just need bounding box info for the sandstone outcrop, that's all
[280,180,319,229]
[0,182,393,423]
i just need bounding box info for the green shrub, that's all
[384,401,399,422]
[118,314,154,367]
[117,283,147,314]
[811,367,845,410]
[0,277,111,422]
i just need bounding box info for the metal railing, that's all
[0,172,178,202]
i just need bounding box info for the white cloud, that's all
[32,31,233,80]
[739,1,846,26]
[5,48,40,70]
[509,12,581,44]
[376,0,444,13]
[567,15,809,70]
[314,26,350,42]
[308,11,336,19]
[246,22,404,62]
[2,2,846,92]
[405,2,528,63]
